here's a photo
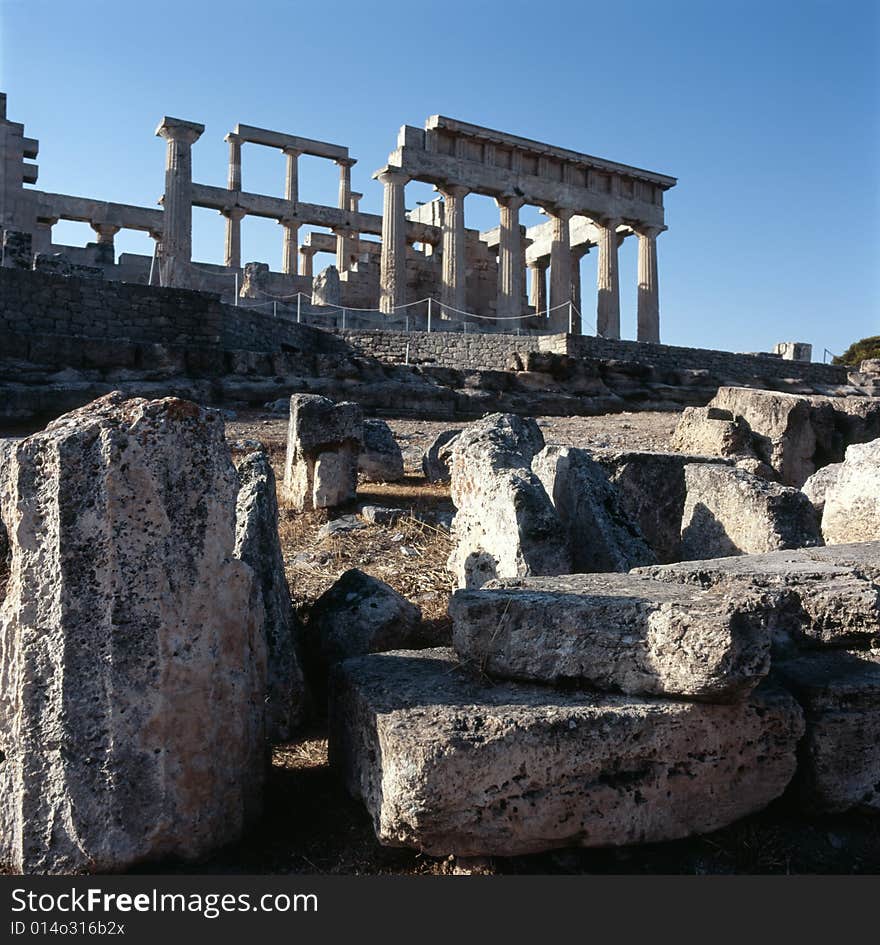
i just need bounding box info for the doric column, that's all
[439,184,468,315]
[348,191,362,267]
[336,157,356,272]
[222,206,246,269]
[91,223,120,265]
[376,167,409,313]
[283,147,300,202]
[299,245,317,279]
[569,245,590,335]
[495,194,525,319]
[280,217,300,275]
[155,116,204,287]
[548,206,573,330]
[597,216,621,339]
[636,225,661,343]
[529,260,548,315]
[225,132,242,191]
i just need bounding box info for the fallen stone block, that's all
[235,450,307,741]
[595,450,729,563]
[0,393,266,874]
[532,446,655,573]
[305,569,422,700]
[680,463,823,559]
[815,438,880,545]
[448,414,569,589]
[330,648,803,857]
[422,428,462,482]
[450,572,770,700]
[774,650,880,814]
[283,394,363,510]
[670,405,754,459]
[360,504,407,526]
[635,543,880,649]
[359,418,404,483]
[317,514,365,539]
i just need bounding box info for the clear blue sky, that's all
[1,0,877,356]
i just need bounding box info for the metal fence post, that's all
[234,272,239,305]
[427,297,432,334]
[297,294,301,323]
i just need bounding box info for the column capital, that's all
[224,131,242,145]
[335,156,357,168]
[155,116,204,144]
[374,166,410,186]
[495,192,526,211]
[282,146,302,159]
[91,222,121,241]
[633,223,664,239]
[600,215,623,230]
[438,183,469,200]
[545,204,574,221]
[221,206,247,222]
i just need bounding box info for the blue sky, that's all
[1,0,877,355]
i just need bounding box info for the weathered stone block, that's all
[450,572,770,699]
[635,543,880,649]
[816,438,880,545]
[0,393,266,874]
[358,418,404,482]
[330,648,803,856]
[774,650,880,813]
[448,414,569,589]
[422,428,462,482]
[670,405,754,459]
[532,446,655,573]
[680,463,823,559]
[235,450,307,742]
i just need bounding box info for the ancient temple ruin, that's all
[0,91,676,340]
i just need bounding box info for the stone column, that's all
[299,246,317,279]
[376,167,409,313]
[568,245,590,335]
[225,132,242,191]
[91,223,120,265]
[597,217,621,339]
[222,207,246,269]
[281,218,300,275]
[155,117,204,287]
[349,191,362,267]
[528,260,548,315]
[637,225,661,343]
[439,184,468,316]
[548,206,573,330]
[336,158,356,272]
[495,194,525,319]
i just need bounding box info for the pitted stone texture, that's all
[358,419,404,483]
[774,650,880,814]
[422,428,462,482]
[329,648,803,857]
[710,387,836,487]
[681,463,823,560]
[802,463,844,515]
[448,414,569,589]
[235,450,306,741]
[305,569,422,700]
[0,393,266,875]
[595,450,729,563]
[532,446,655,574]
[635,543,880,650]
[311,265,342,307]
[283,394,363,510]
[816,438,880,545]
[670,405,754,460]
[450,572,770,700]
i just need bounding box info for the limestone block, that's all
[358,418,404,482]
[635,543,880,649]
[710,387,835,487]
[595,450,729,563]
[283,394,363,510]
[422,428,462,482]
[818,438,880,545]
[448,414,569,589]
[305,569,422,700]
[0,393,266,874]
[802,462,844,515]
[312,265,341,307]
[774,650,880,813]
[329,648,803,857]
[450,572,770,700]
[670,405,754,459]
[861,359,880,374]
[532,446,655,573]
[680,463,823,559]
[235,450,307,741]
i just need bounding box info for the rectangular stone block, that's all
[330,648,803,857]
[450,572,771,700]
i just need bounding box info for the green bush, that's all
[833,335,880,366]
